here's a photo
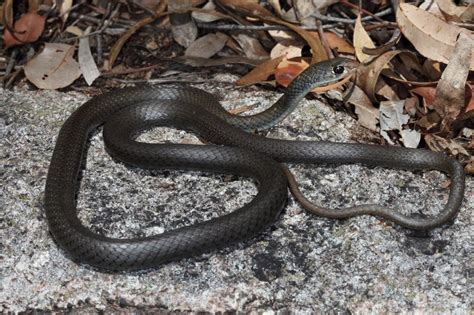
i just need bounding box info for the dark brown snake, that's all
[44,58,465,271]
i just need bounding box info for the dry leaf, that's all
[357,50,405,101]
[236,56,284,86]
[411,86,437,108]
[275,59,309,87]
[425,134,469,156]
[1,0,14,27]
[466,86,474,112]
[436,0,474,22]
[380,99,421,148]
[218,0,273,17]
[347,84,379,131]
[397,2,474,70]
[233,34,268,59]
[4,13,45,47]
[59,0,73,23]
[270,43,302,60]
[217,1,327,63]
[260,16,328,63]
[192,1,222,22]
[24,43,81,89]
[419,0,444,18]
[353,15,375,62]
[432,32,473,131]
[322,32,355,54]
[185,32,229,58]
[78,27,100,85]
[169,0,198,48]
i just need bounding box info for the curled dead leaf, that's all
[353,15,375,62]
[397,3,474,70]
[4,13,45,47]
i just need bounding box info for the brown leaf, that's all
[396,3,474,70]
[4,13,45,47]
[0,0,14,26]
[185,32,229,58]
[232,34,269,59]
[436,0,474,22]
[192,1,222,22]
[270,43,302,60]
[24,43,82,89]
[353,15,375,62]
[217,1,327,63]
[356,50,405,101]
[432,32,473,131]
[260,15,328,63]
[236,56,284,86]
[218,0,273,17]
[411,87,437,108]
[466,86,474,113]
[322,32,355,54]
[275,59,309,87]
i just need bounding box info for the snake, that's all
[44,57,465,271]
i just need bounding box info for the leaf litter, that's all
[0,0,472,172]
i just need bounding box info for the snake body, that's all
[45,58,465,271]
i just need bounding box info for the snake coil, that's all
[45,58,465,271]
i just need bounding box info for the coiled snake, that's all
[45,58,465,271]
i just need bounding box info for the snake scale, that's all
[44,58,465,271]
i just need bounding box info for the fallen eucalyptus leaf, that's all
[353,15,375,62]
[397,2,474,69]
[432,32,473,132]
[237,56,284,86]
[78,27,100,85]
[436,0,474,22]
[24,43,81,89]
[192,1,222,22]
[4,13,45,47]
[185,32,229,58]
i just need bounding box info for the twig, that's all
[339,0,388,23]
[316,20,333,58]
[313,6,392,24]
[96,34,103,67]
[5,49,18,78]
[196,22,338,30]
[102,64,162,77]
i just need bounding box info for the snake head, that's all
[322,57,359,83]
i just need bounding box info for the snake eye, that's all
[333,65,345,74]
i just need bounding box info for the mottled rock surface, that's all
[1,75,472,313]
